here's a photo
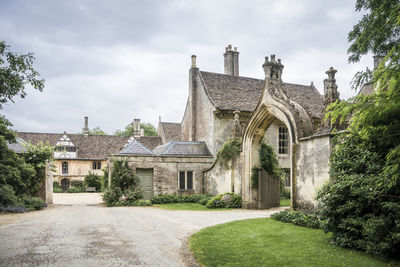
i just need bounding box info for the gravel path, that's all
[0,194,285,266]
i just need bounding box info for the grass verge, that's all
[280,197,290,207]
[189,218,399,266]
[153,203,233,211]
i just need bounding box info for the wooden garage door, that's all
[136,168,154,200]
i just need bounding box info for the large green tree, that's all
[0,41,51,198]
[317,0,400,258]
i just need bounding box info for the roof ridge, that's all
[200,70,264,82]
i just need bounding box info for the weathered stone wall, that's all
[110,155,214,195]
[204,158,242,196]
[295,134,331,210]
[53,159,106,183]
[193,74,216,153]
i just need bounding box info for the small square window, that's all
[92,161,101,170]
[179,171,194,190]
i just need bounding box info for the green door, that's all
[136,168,154,200]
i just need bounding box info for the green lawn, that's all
[189,218,399,266]
[280,197,290,207]
[153,203,233,211]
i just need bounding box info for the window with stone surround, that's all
[278,125,289,154]
[92,161,101,170]
[179,171,193,190]
[62,162,68,174]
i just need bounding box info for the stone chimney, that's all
[324,67,340,106]
[373,55,384,69]
[133,119,141,138]
[224,45,239,76]
[191,55,197,68]
[82,116,89,135]
[263,54,284,80]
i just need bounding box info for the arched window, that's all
[278,125,288,154]
[62,162,68,174]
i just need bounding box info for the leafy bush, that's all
[102,187,122,207]
[198,196,213,205]
[67,187,82,193]
[206,193,242,208]
[217,138,241,169]
[101,166,109,189]
[316,133,400,258]
[150,194,212,204]
[53,187,63,193]
[259,141,283,177]
[71,180,84,191]
[19,195,45,211]
[272,210,321,229]
[0,184,19,208]
[102,161,143,207]
[84,173,102,192]
[133,200,152,206]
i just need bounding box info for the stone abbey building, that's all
[16,45,342,209]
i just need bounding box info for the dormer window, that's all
[278,125,288,154]
[54,134,77,159]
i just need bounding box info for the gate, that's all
[258,169,280,209]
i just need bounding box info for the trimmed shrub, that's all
[84,173,102,192]
[206,193,242,209]
[133,200,152,206]
[150,194,212,204]
[53,181,60,188]
[19,195,45,211]
[271,210,321,229]
[102,187,122,207]
[67,187,82,193]
[53,187,63,193]
[71,180,84,192]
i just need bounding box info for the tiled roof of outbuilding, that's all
[160,122,182,142]
[153,141,212,157]
[119,139,155,155]
[199,71,325,119]
[17,132,135,159]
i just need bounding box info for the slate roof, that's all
[136,136,162,150]
[119,139,155,155]
[7,137,28,153]
[153,141,212,157]
[199,71,325,119]
[17,132,130,159]
[159,122,182,142]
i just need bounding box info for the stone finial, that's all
[324,67,340,106]
[191,55,197,68]
[263,54,284,80]
[231,110,242,139]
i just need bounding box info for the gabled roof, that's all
[153,141,212,157]
[199,71,325,119]
[159,122,182,142]
[17,132,129,160]
[119,139,155,155]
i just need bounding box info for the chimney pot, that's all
[83,116,89,135]
[191,55,197,68]
[224,45,239,76]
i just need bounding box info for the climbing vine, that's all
[217,138,242,169]
[251,140,284,189]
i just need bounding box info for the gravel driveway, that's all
[0,194,285,266]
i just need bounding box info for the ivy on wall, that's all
[217,138,241,170]
[251,140,284,189]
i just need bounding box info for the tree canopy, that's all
[0,41,44,109]
[87,126,107,135]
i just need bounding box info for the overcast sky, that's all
[1,0,372,134]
